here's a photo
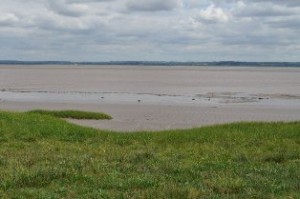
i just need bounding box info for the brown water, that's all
[0,65,299,131]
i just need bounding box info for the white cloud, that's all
[0,13,19,26]
[198,4,231,23]
[0,0,299,61]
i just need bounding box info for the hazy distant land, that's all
[1,60,300,67]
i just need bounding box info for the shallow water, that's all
[0,65,299,131]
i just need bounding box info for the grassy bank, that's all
[0,110,299,198]
[27,109,112,120]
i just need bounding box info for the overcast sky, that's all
[0,0,299,61]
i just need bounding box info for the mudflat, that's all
[0,65,299,131]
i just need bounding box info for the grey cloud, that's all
[126,0,180,12]
[66,0,109,2]
[234,4,294,18]
[251,0,300,7]
[221,34,291,46]
[268,17,300,30]
[0,0,300,61]
[237,9,292,18]
[209,0,300,7]
[34,14,108,34]
[0,13,20,26]
[46,0,90,17]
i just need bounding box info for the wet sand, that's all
[0,65,300,131]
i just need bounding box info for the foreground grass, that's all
[0,110,299,198]
[27,109,112,120]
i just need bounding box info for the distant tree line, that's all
[0,60,299,67]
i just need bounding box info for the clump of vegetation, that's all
[0,110,299,198]
[27,109,112,120]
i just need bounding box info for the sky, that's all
[0,0,299,62]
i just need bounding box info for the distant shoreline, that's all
[0,60,300,67]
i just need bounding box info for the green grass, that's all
[0,110,299,198]
[27,109,112,120]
